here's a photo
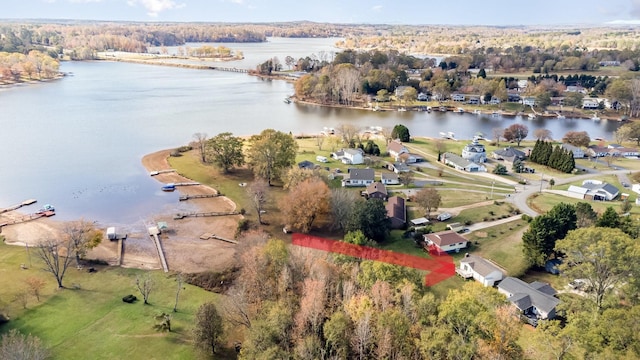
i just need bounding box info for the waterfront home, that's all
[462,139,487,163]
[492,147,526,164]
[452,93,466,102]
[442,152,486,172]
[341,168,375,187]
[582,98,600,109]
[522,97,536,106]
[498,277,560,324]
[387,140,409,159]
[561,143,585,158]
[586,145,609,158]
[386,196,406,229]
[457,254,505,287]
[424,231,468,253]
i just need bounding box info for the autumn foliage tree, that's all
[562,131,590,147]
[280,178,330,233]
[503,124,528,146]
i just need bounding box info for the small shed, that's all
[107,227,117,241]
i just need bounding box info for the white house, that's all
[341,168,375,187]
[522,97,536,106]
[452,93,465,102]
[461,139,487,163]
[569,180,620,201]
[582,98,600,109]
[498,277,560,322]
[341,148,364,165]
[387,140,410,160]
[424,231,468,253]
[381,172,400,185]
[457,254,505,287]
[561,143,585,158]
[442,152,486,172]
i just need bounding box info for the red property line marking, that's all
[291,234,455,286]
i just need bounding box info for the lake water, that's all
[0,38,622,226]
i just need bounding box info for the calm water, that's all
[0,38,622,226]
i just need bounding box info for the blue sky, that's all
[4,0,640,25]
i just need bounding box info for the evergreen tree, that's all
[542,141,553,165]
[478,68,486,78]
[530,139,541,163]
[548,145,561,169]
[597,207,621,228]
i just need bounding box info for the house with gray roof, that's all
[561,143,585,158]
[381,172,400,185]
[498,277,560,323]
[568,180,620,201]
[341,168,375,187]
[442,152,486,172]
[492,147,526,164]
[462,139,487,163]
[457,254,505,287]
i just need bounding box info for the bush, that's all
[464,220,473,226]
[183,268,239,293]
[488,211,495,216]
[239,208,246,215]
[122,294,137,303]
[235,219,250,237]
[176,145,192,152]
[522,214,532,222]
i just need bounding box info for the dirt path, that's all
[1,150,240,274]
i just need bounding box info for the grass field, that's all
[464,219,529,277]
[0,241,228,359]
[528,192,639,215]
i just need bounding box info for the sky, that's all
[4,0,640,25]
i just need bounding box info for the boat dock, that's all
[179,194,220,201]
[174,182,200,187]
[148,226,169,273]
[0,199,37,214]
[173,211,239,220]
[149,169,176,176]
[199,233,238,244]
[0,211,54,228]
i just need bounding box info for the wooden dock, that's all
[0,211,54,228]
[0,199,37,214]
[149,169,176,176]
[174,211,239,220]
[174,182,200,187]
[199,233,238,244]
[210,66,249,73]
[179,194,220,201]
[148,227,169,273]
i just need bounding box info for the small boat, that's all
[162,183,176,192]
[527,113,536,120]
[474,132,485,140]
[439,106,447,112]
[398,107,407,112]
[473,109,481,115]
[491,110,501,117]
[591,113,601,121]
[556,113,566,119]
[36,204,55,216]
[283,97,292,104]
[457,108,465,113]
[440,131,455,140]
[426,106,432,112]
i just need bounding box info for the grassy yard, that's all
[464,219,529,277]
[453,201,520,225]
[0,241,227,359]
[528,192,639,215]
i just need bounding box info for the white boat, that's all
[398,107,407,112]
[426,106,432,112]
[556,113,566,119]
[591,113,601,121]
[440,131,455,140]
[457,108,465,113]
[473,109,482,115]
[527,113,536,120]
[439,106,447,112]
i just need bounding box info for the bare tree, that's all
[0,329,49,360]
[534,128,553,141]
[329,188,359,231]
[379,127,392,145]
[316,134,325,150]
[135,274,155,305]
[247,180,269,225]
[398,170,414,187]
[220,285,252,328]
[173,274,184,312]
[194,302,224,356]
[336,124,360,146]
[414,188,442,219]
[24,277,46,302]
[64,219,102,268]
[13,291,29,309]
[492,127,503,146]
[352,311,373,360]
[35,237,75,289]
[192,132,208,163]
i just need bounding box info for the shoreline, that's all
[1,149,240,273]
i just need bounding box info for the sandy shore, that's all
[1,149,240,274]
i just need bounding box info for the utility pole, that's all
[491,181,495,199]
[539,172,544,193]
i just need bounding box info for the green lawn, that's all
[0,241,225,359]
[377,230,427,258]
[453,201,520,225]
[464,219,529,277]
[528,192,639,215]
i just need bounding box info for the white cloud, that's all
[127,0,186,17]
[372,5,383,12]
